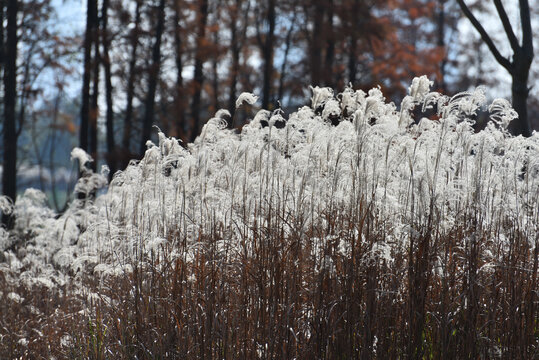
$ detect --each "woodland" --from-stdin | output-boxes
[0,0,538,358]
[0,0,537,215]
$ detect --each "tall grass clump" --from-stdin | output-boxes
[1,76,538,358]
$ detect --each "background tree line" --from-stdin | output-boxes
[0,0,537,226]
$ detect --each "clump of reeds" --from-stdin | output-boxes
[1,77,537,358]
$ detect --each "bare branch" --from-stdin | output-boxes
[493,0,519,52]
[519,0,533,58]
[456,0,512,71]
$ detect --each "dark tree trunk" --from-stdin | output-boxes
[173,0,186,140]
[310,0,324,86]
[227,1,239,123]
[0,0,4,77]
[101,0,115,177]
[509,64,532,136]
[347,37,357,86]
[140,0,166,156]
[323,0,334,88]
[211,33,219,113]
[2,0,17,228]
[189,0,209,142]
[509,0,533,136]
[80,0,96,152]
[122,0,141,167]
[347,0,359,86]
[227,0,249,124]
[211,1,221,113]
[261,0,276,110]
[89,0,100,172]
[456,0,533,136]
[277,7,296,103]
[436,0,447,93]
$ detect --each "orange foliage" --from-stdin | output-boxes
[369,0,445,100]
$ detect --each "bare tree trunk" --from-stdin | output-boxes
[211,1,221,113]
[227,1,240,123]
[189,0,209,142]
[140,0,166,156]
[277,7,297,103]
[122,0,141,167]
[323,0,334,88]
[173,0,186,140]
[211,45,219,112]
[456,0,533,136]
[89,0,100,172]
[310,0,324,86]
[101,0,116,177]
[0,0,4,78]
[510,62,532,136]
[436,0,447,93]
[2,0,17,228]
[261,0,275,110]
[347,0,359,86]
[227,0,250,124]
[80,0,96,152]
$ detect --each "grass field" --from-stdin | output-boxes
[1,78,538,358]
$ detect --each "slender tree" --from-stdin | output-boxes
[347,0,361,87]
[277,4,297,102]
[122,0,141,167]
[227,0,250,123]
[436,0,447,93]
[456,0,534,136]
[256,0,276,110]
[101,0,116,176]
[2,0,17,228]
[140,0,166,156]
[173,0,186,139]
[210,0,222,113]
[89,0,100,171]
[309,0,324,86]
[189,0,209,142]
[80,0,96,153]
[323,0,335,88]
[0,0,4,78]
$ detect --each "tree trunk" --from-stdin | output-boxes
[436,0,447,93]
[102,0,115,177]
[323,0,334,88]
[510,66,532,137]
[211,33,219,113]
[456,0,533,136]
[227,0,249,124]
[211,1,221,113]
[310,0,324,86]
[140,0,166,156]
[80,0,96,152]
[189,0,209,142]
[347,36,357,86]
[122,0,141,167]
[261,0,276,110]
[0,0,5,77]
[89,0,100,172]
[173,0,186,140]
[277,7,296,103]
[2,0,17,228]
[227,1,239,123]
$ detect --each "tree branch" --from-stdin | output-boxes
[519,0,533,58]
[493,0,519,53]
[456,0,512,71]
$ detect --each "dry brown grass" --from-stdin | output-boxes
[2,204,536,359]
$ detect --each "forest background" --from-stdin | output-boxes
[0,0,538,216]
